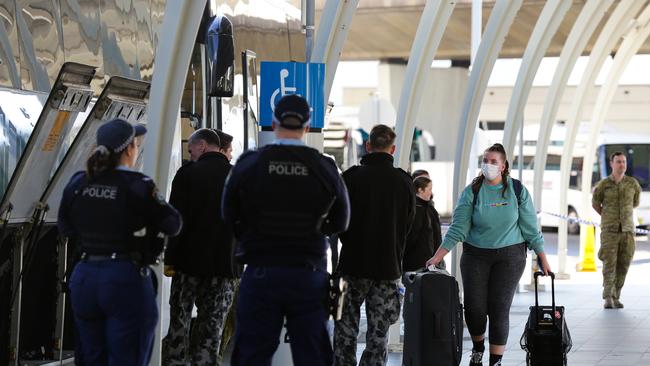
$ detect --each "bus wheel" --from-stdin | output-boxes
[568,208,580,235]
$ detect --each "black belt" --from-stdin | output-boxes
[81,252,139,262]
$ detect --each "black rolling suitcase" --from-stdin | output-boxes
[520,272,572,366]
[402,268,463,366]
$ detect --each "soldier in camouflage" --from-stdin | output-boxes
[162,129,240,365]
[163,276,237,364]
[592,151,641,309]
[334,277,401,365]
[334,125,415,366]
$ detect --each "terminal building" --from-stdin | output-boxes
[0,0,649,365]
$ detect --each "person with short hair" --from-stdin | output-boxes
[427,143,551,366]
[222,95,350,365]
[411,169,429,180]
[592,151,641,309]
[58,119,181,366]
[162,128,239,366]
[334,124,416,366]
[403,175,443,272]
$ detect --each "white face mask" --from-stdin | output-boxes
[481,163,501,181]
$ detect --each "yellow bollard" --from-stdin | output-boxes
[576,224,597,272]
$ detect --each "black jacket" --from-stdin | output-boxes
[338,152,416,280]
[222,144,350,271]
[403,196,442,272]
[164,152,240,277]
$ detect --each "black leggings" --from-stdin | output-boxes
[460,242,527,346]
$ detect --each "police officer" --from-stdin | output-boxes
[592,151,641,309]
[222,94,350,366]
[57,118,182,366]
[334,124,415,366]
[162,128,239,366]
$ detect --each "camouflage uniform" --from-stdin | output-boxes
[592,175,641,300]
[217,282,239,362]
[333,276,401,366]
[161,273,237,366]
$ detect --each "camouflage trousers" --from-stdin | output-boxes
[217,285,239,362]
[333,276,401,366]
[599,231,635,299]
[162,273,237,366]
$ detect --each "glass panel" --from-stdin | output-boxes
[0,89,46,197]
[60,0,105,93]
[16,0,65,91]
[149,0,165,56]
[0,0,21,88]
[100,0,138,80]
[134,0,153,81]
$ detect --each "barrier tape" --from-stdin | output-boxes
[540,211,650,235]
[440,212,650,235]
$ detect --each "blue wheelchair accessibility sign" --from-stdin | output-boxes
[260,62,325,129]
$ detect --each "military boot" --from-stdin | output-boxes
[613,298,624,308]
[604,297,614,309]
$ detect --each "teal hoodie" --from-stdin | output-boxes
[441,177,544,254]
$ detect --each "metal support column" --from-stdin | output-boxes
[142,1,208,365]
[452,0,523,205]
[394,0,456,169]
[502,0,572,159]
[389,0,456,350]
[311,0,359,102]
[559,0,646,262]
[580,5,650,229]
[530,0,614,278]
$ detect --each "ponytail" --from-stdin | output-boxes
[86,145,120,179]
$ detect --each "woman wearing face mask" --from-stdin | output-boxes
[426,143,551,366]
[403,176,443,272]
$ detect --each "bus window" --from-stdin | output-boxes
[569,157,583,189]
[603,144,650,191]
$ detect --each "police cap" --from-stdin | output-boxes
[97,118,147,153]
[273,94,310,129]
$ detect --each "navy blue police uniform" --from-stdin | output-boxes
[57,119,181,366]
[222,95,350,366]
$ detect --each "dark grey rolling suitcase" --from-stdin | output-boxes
[402,269,463,366]
[520,272,572,366]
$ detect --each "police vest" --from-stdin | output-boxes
[66,171,147,254]
[250,145,334,239]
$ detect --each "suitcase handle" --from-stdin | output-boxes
[403,266,446,285]
[534,271,556,317]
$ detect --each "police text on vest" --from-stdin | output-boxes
[268,161,309,176]
[82,185,118,200]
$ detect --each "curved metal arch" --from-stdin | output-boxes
[142,1,209,365]
[394,0,456,169]
[579,4,650,230]
[502,0,572,159]
[532,0,614,221]
[311,0,359,101]
[452,0,523,202]
[556,0,646,270]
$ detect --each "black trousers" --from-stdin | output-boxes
[460,242,527,346]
